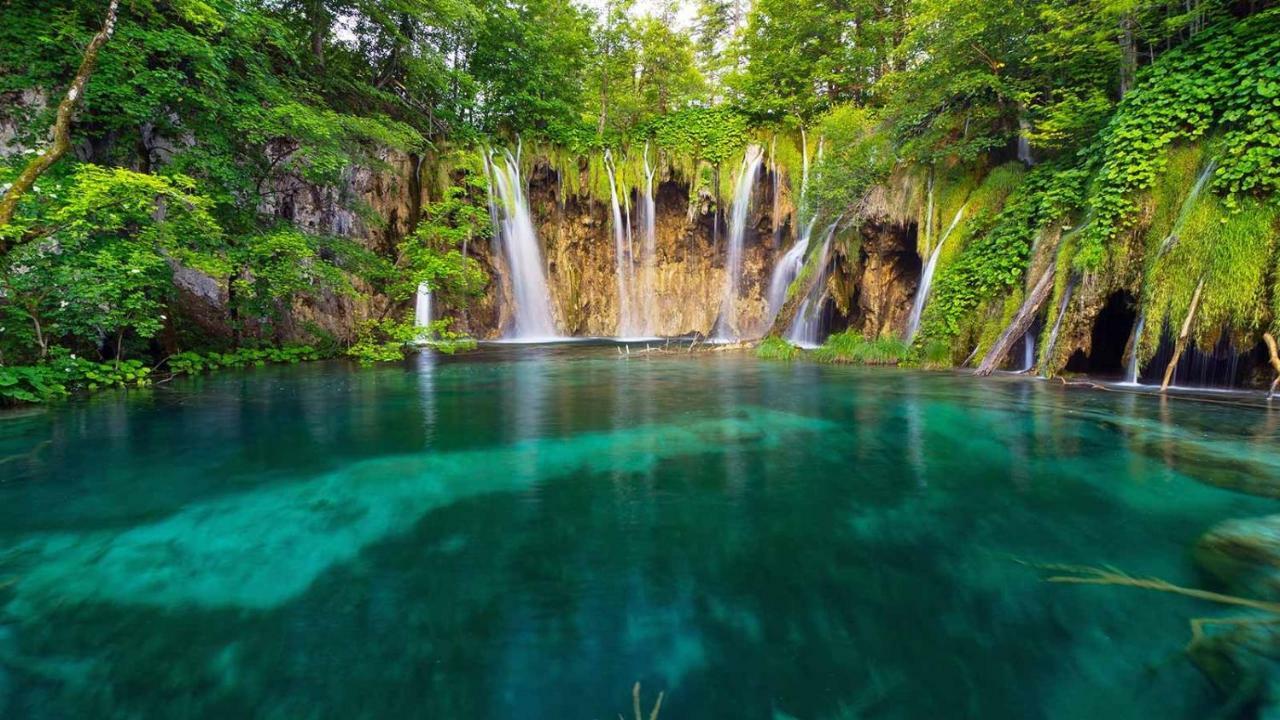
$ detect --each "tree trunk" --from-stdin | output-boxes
[0,0,121,238]
[1264,332,1280,399]
[1118,12,1136,98]
[31,315,48,360]
[1160,277,1205,391]
[309,0,327,69]
[975,263,1056,376]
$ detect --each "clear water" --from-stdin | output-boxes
[1,345,1277,719]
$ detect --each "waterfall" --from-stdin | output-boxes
[1017,117,1035,166]
[1021,329,1036,372]
[604,151,638,337]
[1124,313,1146,384]
[904,204,967,342]
[786,221,840,348]
[1039,276,1075,376]
[765,215,817,326]
[414,282,432,333]
[639,144,658,335]
[1126,159,1216,382]
[486,148,559,340]
[713,144,765,341]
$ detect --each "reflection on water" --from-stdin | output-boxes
[1,346,1278,719]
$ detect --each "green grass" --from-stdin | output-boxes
[756,336,801,361]
[811,332,910,365]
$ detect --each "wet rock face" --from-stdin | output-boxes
[478,160,782,339]
[854,220,920,339]
[1197,515,1280,601]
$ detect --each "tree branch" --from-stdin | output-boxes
[0,0,121,241]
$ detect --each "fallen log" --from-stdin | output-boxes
[1160,277,1205,392]
[975,263,1056,376]
[1264,333,1280,399]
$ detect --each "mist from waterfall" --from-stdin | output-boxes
[713,145,765,341]
[485,148,559,340]
[904,204,967,343]
[1125,159,1217,384]
[786,220,840,348]
[604,151,638,337]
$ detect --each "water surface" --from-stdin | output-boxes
[1,345,1277,718]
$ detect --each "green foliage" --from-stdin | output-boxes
[420,318,478,354]
[346,319,419,365]
[811,332,909,365]
[756,336,800,361]
[647,106,749,166]
[806,106,893,219]
[921,163,1086,340]
[0,355,151,406]
[1074,8,1280,269]
[396,168,490,307]
[167,345,323,375]
[1,165,222,362]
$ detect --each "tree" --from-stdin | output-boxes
[0,0,120,238]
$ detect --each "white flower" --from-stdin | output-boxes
[70,354,76,359]
[59,300,69,309]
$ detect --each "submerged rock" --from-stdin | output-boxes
[1197,515,1280,601]
[1192,515,1280,717]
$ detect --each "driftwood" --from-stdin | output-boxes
[1160,277,1205,391]
[1264,333,1280,399]
[0,0,121,238]
[1042,564,1280,646]
[624,682,663,720]
[975,263,1056,376]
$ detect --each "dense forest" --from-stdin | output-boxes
[1,0,1279,402]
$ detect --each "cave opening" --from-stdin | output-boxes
[1065,290,1136,377]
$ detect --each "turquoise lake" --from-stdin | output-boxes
[1,343,1278,718]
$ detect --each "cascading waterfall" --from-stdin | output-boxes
[786,220,840,348]
[604,151,639,337]
[486,147,559,340]
[414,282,432,333]
[1125,159,1216,383]
[1039,276,1076,375]
[1021,329,1036,372]
[765,215,818,326]
[904,204,967,342]
[713,144,765,341]
[639,144,658,335]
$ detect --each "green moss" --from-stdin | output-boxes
[1142,195,1280,358]
[1074,9,1280,270]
